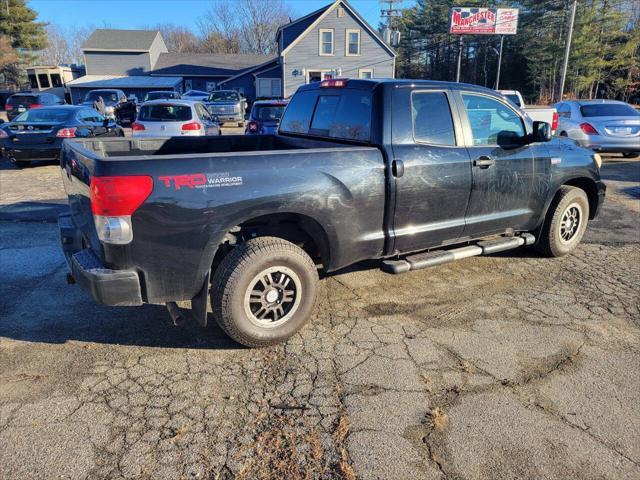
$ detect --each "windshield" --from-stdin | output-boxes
[254,104,286,122]
[13,108,72,123]
[209,91,240,102]
[505,94,522,108]
[84,91,119,103]
[184,90,207,97]
[139,104,192,122]
[144,91,176,102]
[580,103,639,117]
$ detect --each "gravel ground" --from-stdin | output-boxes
[0,148,639,479]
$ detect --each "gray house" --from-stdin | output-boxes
[66,0,395,104]
[219,0,396,98]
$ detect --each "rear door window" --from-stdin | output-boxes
[8,95,37,106]
[411,91,456,146]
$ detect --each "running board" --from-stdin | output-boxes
[381,233,535,274]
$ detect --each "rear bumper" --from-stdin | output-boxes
[574,135,640,153]
[59,214,143,306]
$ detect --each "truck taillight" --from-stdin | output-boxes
[181,121,202,131]
[580,123,598,135]
[247,121,259,133]
[90,176,153,244]
[320,78,348,88]
[551,112,558,133]
[56,127,77,138]
[131,122,145,131]
[5,103,12,110]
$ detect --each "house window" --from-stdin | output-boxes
[38,73,50,88]
[337,6,345,17]
[184,79,193,91]
[346,29,360,56]
[257,78,281,98]
[51,74,62,87]
[319,29,334,56]
[28,74,38,89]
[359,69,373,79]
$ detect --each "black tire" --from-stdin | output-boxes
[211,236,319,347]
[560,131,568,137]
[535,186,589,257]
[13,160,28,169]
[622,152,638,159]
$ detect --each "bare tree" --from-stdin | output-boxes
[153,24,199,53]
[38,24,70,66]
[198,0,293,55]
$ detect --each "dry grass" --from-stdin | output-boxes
[334,415,351,443]
[172,425,190,440]
[339,447,356,480]
[427,407,449,432]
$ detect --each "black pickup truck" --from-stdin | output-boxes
[59,79,605,347]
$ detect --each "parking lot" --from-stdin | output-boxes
[0,141,639,479]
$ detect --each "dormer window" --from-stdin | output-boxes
[346,29,360,56]
[319,29,334,56]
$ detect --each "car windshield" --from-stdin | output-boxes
[209,91,240,102]
[254,104,286,122]
[580,103,639,117]
[139,104,192,122]
[84,91,119,103]
[144,92,175,101]
[184,90,207,97]
[505,94,522,107]
[8,95,38,105]
[13,108,72,123]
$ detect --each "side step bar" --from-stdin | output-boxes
[382,233,536,274]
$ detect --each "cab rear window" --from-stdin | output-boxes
[280,89,372,142]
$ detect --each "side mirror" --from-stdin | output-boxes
[532,121,552,142]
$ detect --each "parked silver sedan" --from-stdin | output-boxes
[554,100,639,158]
[131,100,221,138]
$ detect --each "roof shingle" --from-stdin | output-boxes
[83,29,160,51]
[151,53,275,77]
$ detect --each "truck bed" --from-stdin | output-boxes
[71,134,351,159]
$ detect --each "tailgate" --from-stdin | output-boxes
[60,141,104,260]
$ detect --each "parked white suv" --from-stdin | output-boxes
[131,100,221,137]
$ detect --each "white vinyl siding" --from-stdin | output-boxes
[319,29,334,56]
[346,29,360,56]
[359,68,373,79]
[257,78,281,98]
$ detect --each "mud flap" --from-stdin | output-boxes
[190,269,211,328]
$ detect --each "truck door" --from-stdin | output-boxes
[456,91,550,237]
[390,87,473,254]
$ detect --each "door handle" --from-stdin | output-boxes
[474,156,495,168]
[392,159,404,178]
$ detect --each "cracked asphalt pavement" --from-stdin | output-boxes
[0,157,639,479]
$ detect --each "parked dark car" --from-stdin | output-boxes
[5,92,64,121]
[143,91,180,102]
[80,89,127,120]
[245,100,288,135]
[1,105,122,168]
[205,90,247,126]
[59,79,604,347]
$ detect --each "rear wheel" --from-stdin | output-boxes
[211,236,319,347]
[535,186,589,257]
[12,160,28,169]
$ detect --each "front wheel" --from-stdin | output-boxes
[211,237,319,347]
[535,186,589,257]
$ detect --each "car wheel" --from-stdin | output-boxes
[535,186,589,257]
[211,236,319,347]
[622,152,638,159]
[560,131,568,137]
[13,160,28,169]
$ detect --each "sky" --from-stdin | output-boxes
[29,0,415,33]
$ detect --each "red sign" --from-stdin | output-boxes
[450,7,519,35]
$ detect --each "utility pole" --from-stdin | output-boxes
[380,0,403,46]
[559,0,578,100]
[456,36,463,82]
[495,35,504,89]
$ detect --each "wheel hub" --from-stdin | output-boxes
[559,204,582,243]
[243,266,302,327]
